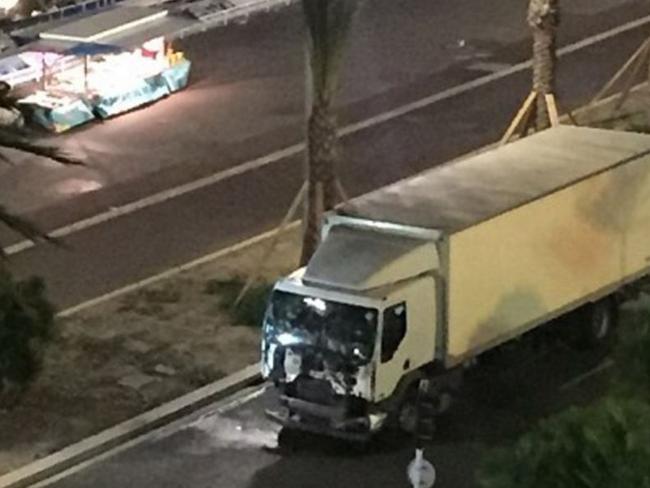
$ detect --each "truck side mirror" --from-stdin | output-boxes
[381,303,407,363]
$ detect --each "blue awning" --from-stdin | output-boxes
[64,41,124,56]
[10,38,123,56]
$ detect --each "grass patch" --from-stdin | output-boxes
[141,287,182,304]
[204,277,273,327]
[117,285,182,318]
[611,307,650,401]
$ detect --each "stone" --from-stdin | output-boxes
[153,364,177,377]
[118,373,157,390]
[124,339,154,354]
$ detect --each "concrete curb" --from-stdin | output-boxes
[0,365,261,488]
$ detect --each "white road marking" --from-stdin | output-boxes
[56,222,299,317]
[467,61,514,73]
[4,13,650,258]
[559,359,615,391]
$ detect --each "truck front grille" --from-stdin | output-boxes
[294,377,336,405]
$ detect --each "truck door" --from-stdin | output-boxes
[374,276,437,402]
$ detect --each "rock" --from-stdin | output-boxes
[153,364,177,377]
[118,373,157,390]
[124,339,154,354]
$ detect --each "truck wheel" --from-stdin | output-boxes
[396,383,446,437]
[576,298,617,349]
[277,426,301,451]
[398,397,418,434]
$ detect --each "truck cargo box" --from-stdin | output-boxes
[339,126,650,365]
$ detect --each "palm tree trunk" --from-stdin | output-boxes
[300,98,338,265]
[528,0,559,130]
[299,0,359,266]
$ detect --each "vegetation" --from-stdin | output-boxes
[204,277,273,327]
[478,309,650,487]
[1,80,81,251]
[612,310,650,401]
[0,81,80,403]
[0,270,55,404]
[478,398,650,488]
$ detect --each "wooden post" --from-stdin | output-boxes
[545,93,560,127]
[590,38,650,106]
[501,91,537,145]
[335,177,349,204]
[233,182,307,307]
[615,40,650,111]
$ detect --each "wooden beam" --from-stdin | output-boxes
[590,38,650,106]
[501,91,536,145]
[615,40,650,110]
[234,181,307,307]
[545,93,560,127]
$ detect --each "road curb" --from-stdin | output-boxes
[0,365,261,488]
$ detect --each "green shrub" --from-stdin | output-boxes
[204,277,272,327]
[0,270,55,400]
[477,398,650,488]
[612,310,650,401]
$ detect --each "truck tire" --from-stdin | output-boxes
[396,382,450,437]
[575,298,618,349]
[277,426,301,451]
[397,390,418,435]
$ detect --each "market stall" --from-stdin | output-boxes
[7,7,193,132]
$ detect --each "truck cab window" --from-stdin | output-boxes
[381,303,407,363]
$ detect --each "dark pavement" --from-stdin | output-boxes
[1,0,649,309]
[43,333,612,488]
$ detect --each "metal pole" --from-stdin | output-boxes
[407,378,436,488]
[84,55,89,93]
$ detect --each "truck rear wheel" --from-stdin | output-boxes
[575,298,618,349]
[397,390,418,434]
[277,426,302,451]
[396,380,451,437]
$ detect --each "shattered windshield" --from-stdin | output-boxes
[265,290,377,363]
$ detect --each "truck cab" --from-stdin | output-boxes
[261,216,440,439]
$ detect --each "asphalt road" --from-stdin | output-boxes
[2,0,650,309]
[41,333,612,488]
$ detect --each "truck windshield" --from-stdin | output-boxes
[265,290,377,363]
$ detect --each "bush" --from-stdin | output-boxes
[477,398,650,488]
[611,310,650,401]
[0,270,55,401]
[204,277,272,327]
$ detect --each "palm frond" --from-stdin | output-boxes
[0,205,62,258]
[0,84,83,166]
[302,0,361,101]
[0,81,16,110]
[0,129,83,165]
[0,87,78,257]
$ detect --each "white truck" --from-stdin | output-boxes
[261,126,650,440]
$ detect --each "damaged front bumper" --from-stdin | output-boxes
[265,395,387,442]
